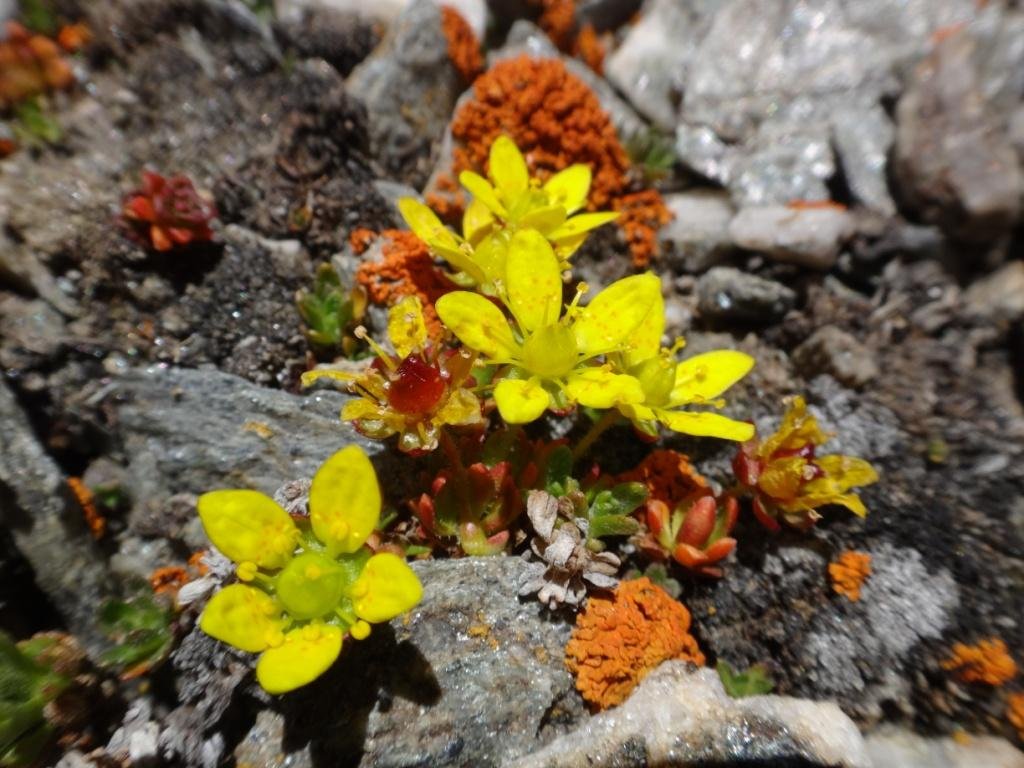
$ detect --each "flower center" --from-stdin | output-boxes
[388,355,446,415]
[521,324,579,378]
[632,356,675,406]
[275,552,346,620]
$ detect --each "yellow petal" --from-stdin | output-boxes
[301,369,357,388]
[309,445,381,554]
[341,397,385,422]
[255,624,343,694]
[543,165,591,214]
[459,171,507,217]
[434,388,483,427]
[352,553,423,623]
[197,490,297,569]
[670,350,754,405]
[435,292,519,362]
[200,584,283,653]
[505,229,563,334]
[761,396,831,457]
[494,377,551,423]
[518,205,567,234]
[387,295,428,359]
[758,456,808,499]
[573,273,662,357]
[565,368,644,408]
[657,409,755,441]
[473,231,510,285]
[488,135,529,199]
[622,290,666,369]
[552,231,589,264]
[548,211,619,241]
[397,198,459,252]
[808,455,879,493]
[462,198,495,245]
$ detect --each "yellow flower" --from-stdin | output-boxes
[397,136,617,289]
[608,290,755,441]
[197,445,423,693]
[435,229,657,424]
[302,296,482,454]
[734,396,879,530]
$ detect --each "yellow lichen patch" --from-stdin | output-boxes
[942,638,1018,686]
[828,551,871,602]
[565,578,704,710]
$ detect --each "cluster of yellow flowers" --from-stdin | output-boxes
[313,136,755,447]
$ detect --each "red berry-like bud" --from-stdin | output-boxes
[388,355,446,415]
[679,495,717,548]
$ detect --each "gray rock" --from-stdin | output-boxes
[575,0,643,32]
[506,662,872,768]
[604,0,718,130]
[894,25,1021,241]
[0,380,112,651]
[347,0,465,184]
[728,125,834,206]
[233,557,580,768]
[0,295,66,370]
[832,101,897,216]
[963,261,1024,325]
[97,365,383,505]
[793,326,879,389]
[659,191,736,273]
[674,123,734,186]
[696,266,796,324]
[865,726,1024,768]
[729,205,855,269]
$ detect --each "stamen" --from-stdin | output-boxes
[355,326,398,371]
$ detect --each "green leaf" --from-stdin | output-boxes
[588,515,640,540]
[12,99,62,148]
[589,483,647,518]
[717,660,774,698]
[98,597,173,674]
[297,263,359,353]
[19,0,58,34]
[542,446,573,497]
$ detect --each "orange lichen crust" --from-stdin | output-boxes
[440,6,483,83]
[787,199,848,211]
[942,638,1018,686]
[574,24,605,75]
[0,21,74,108]
[56,23,92,53]
[424,172,466,223]
[536,0,576,50]
[449,55,629,209]
[565,577,704,710]
[613,189,673,267]
[67,477,106,540]
[149,566,189,597]
[828,551,871,602]
[617,449,709,509]
[1007,692,1024,741]
[354,230,456,339]
[349,227,378,255]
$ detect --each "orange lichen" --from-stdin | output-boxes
[787,199,848,211]
[67,477,105,540]
[828,550,871,601]
[574,24,605,75]
[188,549,211,576]
[440,6,483,83]
[617,450,709,509]
[354,230,456,338]
[942,638,1018,686]
[1007,692,1024,741]
[565,577,704,709]
[149,566,189,597]
[425,171,466,222]
[349,227,378,255]
[56,23,92,53]
[449,55,629,209]
[613,189,673,267]
[536,0,576,51]
[0,21,74,108]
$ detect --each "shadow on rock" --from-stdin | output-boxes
[278,625,440,766]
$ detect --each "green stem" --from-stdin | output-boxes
[572,410,622,463]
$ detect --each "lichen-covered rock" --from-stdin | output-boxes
[506,662,872,768]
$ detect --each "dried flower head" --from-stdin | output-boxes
[734,396,879,530]
[304,296,482,454]
[122,171,217,252]
[519,490,621,609]
[828,551,871,601]
[941,638,1018,686]
[565,577,704,709]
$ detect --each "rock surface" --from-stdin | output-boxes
[730,205,855,269]
[793,326,880,389]
[865,727,1024,768]
[233,557,581,768]
[696,266,796,325]
[506,662,872,768]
